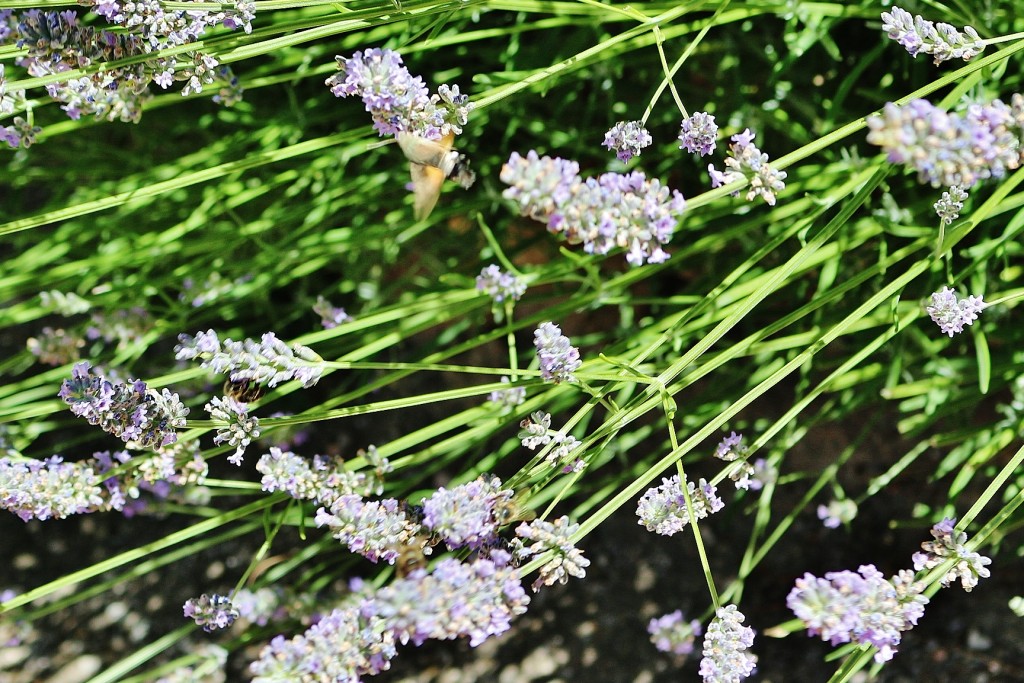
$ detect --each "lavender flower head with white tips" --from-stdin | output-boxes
[603,120,652,162]
[679,111,718,156]
[708,128,787,206]
[175,329,325,388]
[699,604,757,682]
[912,517,991,592]
[925,287,986,337]
[534,322,582,383]
[881,7,983,66]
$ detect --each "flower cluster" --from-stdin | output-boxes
[708,129,787,206]
[866,96,1024,188]
[40,290,91,316]
[59,362,189,450]
[817,498,857,528]
[205,397,260,466]
[232,586,286,627]
[518,411,585,472]
[534,322,582,383]
[511,516,590,591]
[912,517,992,592]
[487,376,526,411]
[0,456,105,521]
[364,550,529,647]
[250,604,397,682]
[476,264,527,303]
[637,474,724,536]
[649,609,702,658]
[602,120,652,162]
[787,564,928,663]
[926,286,986,337]
[421,475,516,550]
[699,605,757,682]
[714,432,747,461]
[1,4,249,139]
[881,7,984,66]
[679,112,719,157]
[183,593,239,632]
[257,448,349,503]
[315,494,422,564]
[175,330,325,388]
[325,48,472,139]
[935,185,968,224]
[501,150,686,266]
[312,295,352,329]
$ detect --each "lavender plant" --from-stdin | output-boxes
[4,1,1024,682]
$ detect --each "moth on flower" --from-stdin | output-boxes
[397,130,476,220]
[325,48,476,219]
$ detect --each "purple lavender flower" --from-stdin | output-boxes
[912,517,992,592]
[637,474,724,536]
[714,431,747,461]
[679,112,718,156]
[866,98,1023,188]
[315,494,421,564]
[534,322,581,383]
[0,456,106,521]
[708,128,787,205]
[881,7,983,66]
[256,447,326,501]
[363,550,529,647]
[602,120,652,162]
[250,604,397,682]
[501,151,685,266]
[312,295,352,329]
[183,593,239,632]
[935,185,968,224]
[205,396,260,466]
[926,286,986,336]
[511,516,590,591]
[787,564,928,663]
[649,609,702,658]
[817,498,857,528]
[59,362,189,450]
[175,329,325,388]
[518,411,584,471]
[326,48,474,138]
[699,605,757,682]
[421,475,515,549]
[476,264,527,303]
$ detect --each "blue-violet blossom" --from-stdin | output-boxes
[911,517,991,592]
[881,6,983,66]
[637,474,724,536]
[708,128,787,206]
[699,604,757,683]
[925,286,986,337]
[534,322,581,383]
[603,120,652,162]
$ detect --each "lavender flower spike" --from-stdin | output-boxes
[183,593,239,632]
[881,7,984,66]
[679,111,718,157]
[175,329,325,388]
[59,362,188,450]
[534,322,582,383]
[708,129,787,205]
[476,264,527,303]
[603,120,652,162]
[512,516,590,591]
[0,456,106,521]
[637,474,723,536]
[935,185,968,224]
[649,610,702,658]
[912,517,991,592]
[205,396,260,466]
[926,287,986,337]
[699,604,757,682]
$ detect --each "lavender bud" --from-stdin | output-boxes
[476,264,527,303]
[881,7,983,66]
[934,185,968,224]
[699,605,757,682]
[816,498,857,528]
[421,475,515,550]
[708,128,787,206]
[205,397,260,466]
